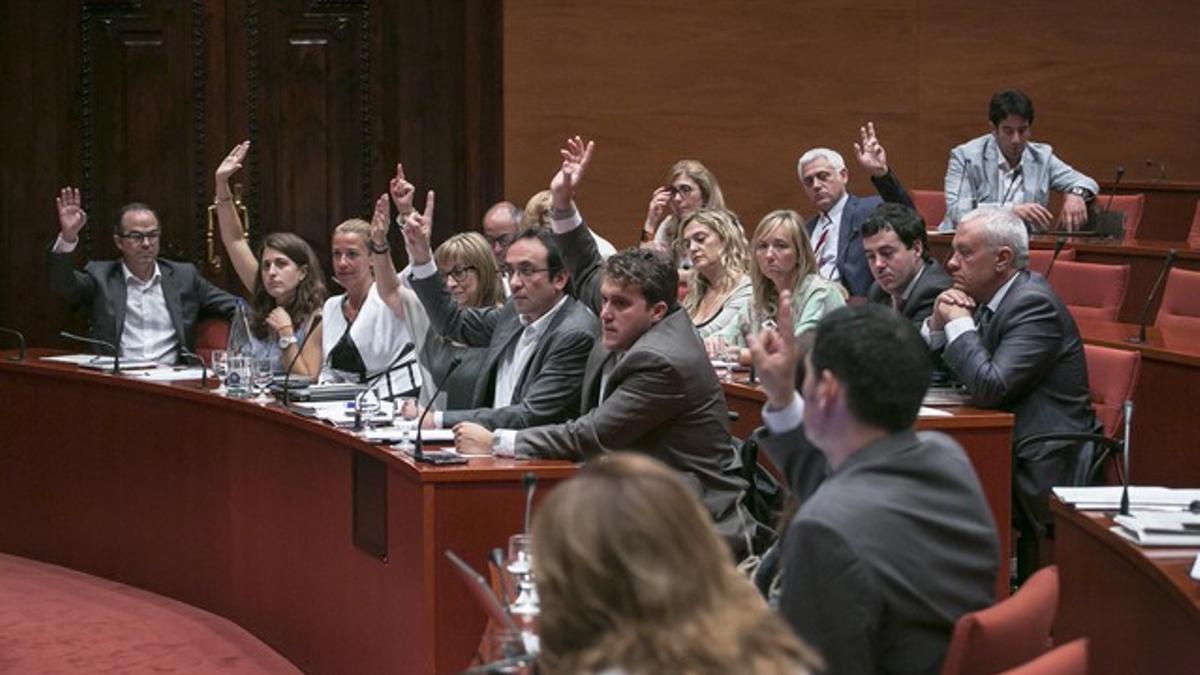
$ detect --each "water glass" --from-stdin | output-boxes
[226,355,252,398]
[211,350,229,391]
[252,358,274,400]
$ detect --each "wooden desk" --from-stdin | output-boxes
[0,351,576,674]
[1074,319,1200,488]
[722,380,1013,599]
[1051,498,1200,675]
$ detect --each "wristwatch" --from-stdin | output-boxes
[1066,186,1094,200]
[278,334,298,349]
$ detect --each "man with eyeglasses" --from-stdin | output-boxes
[401,193,597,432]
[47,187,237,364]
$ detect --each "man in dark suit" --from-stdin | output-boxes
[47,187,236,364]
[454,137,759,557]
[799,123,914,298]
[924,206,1099,574]
[401,212,597,431]
[750,300,998,675]
[863,203,953,326]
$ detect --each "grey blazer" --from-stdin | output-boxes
[772,428,999,675]
[867,258,953,327]
[940,133,1099,231]
[941,270,1100,525]
[410,269,596,430]
[47,250,237,359]
[515,221,756,555]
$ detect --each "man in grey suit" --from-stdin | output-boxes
[47,187,236,364]
[940,89,1099,232]
[925,206,1099,575]
[750,300,998,675]
[864,203,953,326]
[401,210,597,431]
[454,137,759,557]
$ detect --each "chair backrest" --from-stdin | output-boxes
[1028,247,1076,277]
[1188,201,1200,249]
[999,638,1088,675]
[913,189,947,231]
[939,565,1059,675]
[1083,344,1141,437]
[1155,266,1200,332]
[194,318,230,366]
[1107,193,1145,242]
[1046,260,1130,322]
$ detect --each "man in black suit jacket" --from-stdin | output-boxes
[799,123,914,298]
[750,301,998,675]
[863,203,953,326]
[47,187,236,363]
[924,206,1099,561]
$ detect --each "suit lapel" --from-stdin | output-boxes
[159,263,187,345]
[477,314,523,404]
[983,136,1001,201]
[108,264,128,345]
[511,298,571,394]
[837,195,859,260]
[581,346,612,410]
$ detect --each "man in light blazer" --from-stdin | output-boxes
[863,203,953,326]
[940,89,1099,232]
[47,187,236,364]
[750,301,998,675]
[453,137,760,557]
[799,123,915,298]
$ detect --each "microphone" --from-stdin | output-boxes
[0,327,26,361]
[413,356,464,464]
[1088,165,1127,238]
[522,472,538,534]
[999,165,1023,206]
[177,347,209,389]
[1044,237,1067,279]
[1119,400,1133,516]
[354,341,417,430]
[282,313,323,406]
[1145,158,1167,182]
[1102,165,1126,215]
[1128,249,1176,345]
[59,331,119,373]
[490,547,514,605]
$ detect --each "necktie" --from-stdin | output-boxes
[975,305,994,335]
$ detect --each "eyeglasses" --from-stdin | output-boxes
[485,233,515,249]
[669,183,696,197]
[116,230,161,243]
[445,265,477,281]
[499,264,550,281]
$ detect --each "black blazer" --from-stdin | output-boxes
[867,258,953,327]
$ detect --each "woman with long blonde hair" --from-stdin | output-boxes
[678,208,752,340]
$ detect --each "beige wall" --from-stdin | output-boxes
[504,0,1200,248]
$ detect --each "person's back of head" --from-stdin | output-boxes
[532,453,820,675]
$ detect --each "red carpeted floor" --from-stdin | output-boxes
[0,553,300,674]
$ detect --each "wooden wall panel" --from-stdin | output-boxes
[505,1,1200,249]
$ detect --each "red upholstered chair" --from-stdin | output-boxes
[1188,201,1200,248]
[1084,344,1141,439]
[1106,193,1145,241]
[1046,260,1130,322]
[1028,247,1075,277]
[939,566,1059,675]
[1155,267,1200,332]
[912,189,947,230]
[999,639,1088,675]
[194,318,230,366]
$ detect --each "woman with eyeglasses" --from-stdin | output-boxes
[420,232,504,408]
[677,208,753,341]
[715,209,846,365]
[215,142,328,375]
[640,159,727,256]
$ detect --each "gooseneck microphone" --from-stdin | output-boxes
[1128,249,1176,345]
[1119,400,1134,517]
[947,157,974,230]
[999,165,1024,206]
[1102,165,1126,215]
[282,313,323,406]
[177,347,209,389]
[1044,237,1068,279]
[413,356,462,462]
[353,341,417,430]
[0,327,26,361]
[522,472,538,534]
[59,331,119,373]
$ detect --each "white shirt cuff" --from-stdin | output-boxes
[433,411,444,429]
[53,234,78,253]
[921,317,947,350]
[944,316,976,346]
[550,206,582,234]
[493,429,517,457]
[411,259,438,280]
[762,393,805,435]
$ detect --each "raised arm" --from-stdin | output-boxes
[855,122,914,209]
[214,141,259,292]
[369,188,408,320]
[48,187,98,303]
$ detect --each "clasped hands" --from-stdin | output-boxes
[929,289,977,331]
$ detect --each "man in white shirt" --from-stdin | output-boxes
[47,187,236,364]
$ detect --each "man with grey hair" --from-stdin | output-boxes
[923,205,1098,578]
[798,123,915,297]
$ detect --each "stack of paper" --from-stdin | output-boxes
[1112,512,1200,547]
[1052,486,1200,511]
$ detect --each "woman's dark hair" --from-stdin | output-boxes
[249,232,328,339]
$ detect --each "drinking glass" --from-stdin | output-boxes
[252,358,274,401]
[211,350,229,392]
[506,534,539,617]
[226,355,252,398]
[477,629,532,674]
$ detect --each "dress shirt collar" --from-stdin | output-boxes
[122,261,162,288]
[821,192,850,229]
[519,293,569,337]
[898,261,928,304]
[985,270,1021,313]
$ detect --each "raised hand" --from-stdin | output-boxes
[216,141,250,188]
[852,122,889,177]
[388,163,415,218]
[748,290,799,409]
[55,186,88,243]
[370,193,391,249]
[550,135,595,210]
[401,190,435,265]
[645,186,672,228]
